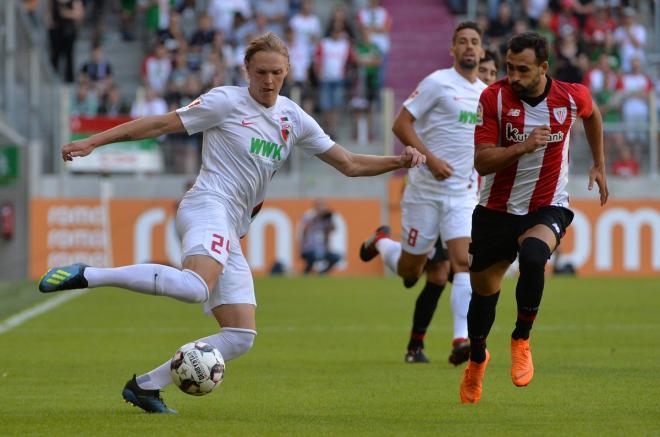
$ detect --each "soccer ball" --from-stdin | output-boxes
[170,342,225,396]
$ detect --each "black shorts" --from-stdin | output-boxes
[468,205,574,272]
[428,235,449,264]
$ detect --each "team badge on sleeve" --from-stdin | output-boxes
[476,103,483,126]
[180,97,202,112]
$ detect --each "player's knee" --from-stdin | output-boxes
[222,328,256,360]
[397,262,423,282]
[518,238,551,273]
[181,269,210,303]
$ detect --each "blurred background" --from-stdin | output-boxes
[0,0,658,279]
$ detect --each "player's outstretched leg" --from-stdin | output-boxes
[122,374,177,414]
[511,338,534,387]
[359,225,391,262]
[459,350,490,404]
[38,264,89,293]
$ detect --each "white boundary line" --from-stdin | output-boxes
[0,291,85,335]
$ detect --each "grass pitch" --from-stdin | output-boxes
[0,276,659,436]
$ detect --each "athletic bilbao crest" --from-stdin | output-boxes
[553,107,567,124]
[279,116,291,141]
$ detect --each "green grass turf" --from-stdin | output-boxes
[0,277,659,436]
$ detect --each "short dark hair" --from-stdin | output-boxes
[507,31,549,65]
[480,48,500,70]
[452,21,482,44]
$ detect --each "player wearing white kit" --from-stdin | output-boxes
[359,22,486,365]
[38,33,425,414]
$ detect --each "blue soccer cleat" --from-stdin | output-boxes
[122,375,177,414]
[38,263,89,293]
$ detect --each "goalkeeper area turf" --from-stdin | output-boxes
[0,276,658,435]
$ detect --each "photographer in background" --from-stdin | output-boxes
[300,199,341,275]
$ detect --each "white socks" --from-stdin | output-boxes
[136,328,257,390]
[375,238,401,273]
[450,272,472,340]
[84,264,209,303]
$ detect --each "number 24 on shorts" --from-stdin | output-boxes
[211,234,231,255]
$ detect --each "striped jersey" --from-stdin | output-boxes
[475,77,593,215]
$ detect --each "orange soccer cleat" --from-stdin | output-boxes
[459,350,490,404]
[510,338,534,387]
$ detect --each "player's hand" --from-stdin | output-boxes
[61,138,95,161]
[588,163,609,206]
[399,146,426,168]
[428,157,453,180]
[521,125,551,153]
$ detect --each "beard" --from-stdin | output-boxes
[510,74,542,98]
[458,56,478,70]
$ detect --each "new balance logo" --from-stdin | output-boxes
[241,120,256,126]
[507,108,521,117]
[552,223,561,234]
[250,137,283,161]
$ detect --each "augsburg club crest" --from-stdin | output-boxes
[279,116,291,141]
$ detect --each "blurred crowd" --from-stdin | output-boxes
[33,0,654,177]
[466,0,653,176]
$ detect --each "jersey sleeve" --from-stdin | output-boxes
[474,87,499,145]
[568,83,594,118]
[294,109,335,155]
[176,87,234,134]
[403,74,441,120]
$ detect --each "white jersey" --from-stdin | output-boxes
[177,86,334,234]
[403,67,486,197]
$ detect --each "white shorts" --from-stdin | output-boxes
[400,188,477,255]
[176,193,256,312]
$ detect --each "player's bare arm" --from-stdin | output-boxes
[474,125,551,175]
[581,104,609,206]
[392,107,453,179]
[317,143,425,177]
[61,111,185,161]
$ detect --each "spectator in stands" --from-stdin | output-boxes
[235,13,270,48]
[189,12,216,51]
[583,1,617,52]
[131,86,168,119]
[99,84,129,116]
[207,0,252,42]
[120,0,137,41]
[70,79,99,117]
[284,26,315,114]
[523,0,549,28]
[299,199,341,275]
[254,0,288,38]
[550,0,580,37]
[158,11,186,52]
[165,49,193,106]
[350,27,382,142]
[357,0,392,87]
[613,7,647,73]
[325,6,354,41]
[486,2,514,49]
[316,23,351,139]
[199,50,227,90]
[79,44,113,98]
[289,0,321,57]
[533,10,556,65]
[23,0,40,24]
[143,43,172,96]
[47,0,85,83]
[611,144,640,177]
[139,0,171,45]
[616,56,653,152]
[554,31,587,83]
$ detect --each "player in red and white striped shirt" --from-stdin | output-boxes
[460,32,609,404]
